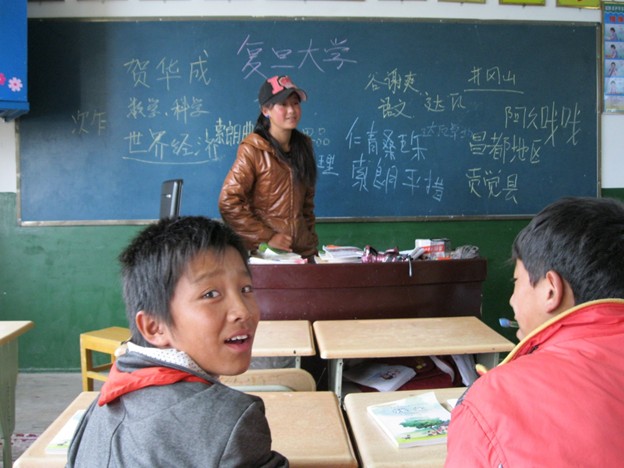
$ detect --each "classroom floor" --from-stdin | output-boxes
[13,373,92,435]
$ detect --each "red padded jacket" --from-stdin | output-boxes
[446,299,624,467]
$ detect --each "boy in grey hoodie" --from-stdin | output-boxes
[68,216,288,467]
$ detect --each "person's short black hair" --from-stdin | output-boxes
[119,216,249,346]
[512,197,624,303]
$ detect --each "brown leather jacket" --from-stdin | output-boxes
[218,133,318,257]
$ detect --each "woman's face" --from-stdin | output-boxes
[263,93,302,133]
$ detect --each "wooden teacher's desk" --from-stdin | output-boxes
[313,316,514,403]
[343,387,466,467]
[15,390,357,468]
[250,259,487,321]
[1,320,35,467]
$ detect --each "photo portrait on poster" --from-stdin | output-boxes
[604,2,624,113]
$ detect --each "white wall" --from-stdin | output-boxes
[0,121,17,192]
[1,0,622,192]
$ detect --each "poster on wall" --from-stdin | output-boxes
[604,2,624,113]
[557,0,600,8]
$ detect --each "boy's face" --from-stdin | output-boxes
[163,246,260,376]
[509,260,550,341]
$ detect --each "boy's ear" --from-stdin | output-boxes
[544,270,574,315]
[135,310,172,347]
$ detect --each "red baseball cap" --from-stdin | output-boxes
[258,75,308,107]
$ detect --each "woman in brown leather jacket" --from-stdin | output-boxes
[219,75,318,259]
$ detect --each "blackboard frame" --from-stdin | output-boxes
[18,17,601,226]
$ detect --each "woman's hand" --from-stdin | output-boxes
[268,233,293,252]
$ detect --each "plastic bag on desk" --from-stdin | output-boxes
[361,245,408,263]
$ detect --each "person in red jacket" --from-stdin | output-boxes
[219,75,318,260]
[445,197,624,467]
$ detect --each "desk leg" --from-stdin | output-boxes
[328,359,344,405]
[476,352,500,370]
[0,339,18,467]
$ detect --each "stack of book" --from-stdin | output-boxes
[249,243,308,264]
[318,245,363,263]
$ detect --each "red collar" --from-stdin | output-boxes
[98,364,211,405]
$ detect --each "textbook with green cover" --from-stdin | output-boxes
[367,391,451,448]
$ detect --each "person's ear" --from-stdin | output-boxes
[261,105,270,118]
[135,310,172,347]
[543,270,569,315]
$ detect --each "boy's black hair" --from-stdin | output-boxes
[118,216,249,346]
[512,197,624,304]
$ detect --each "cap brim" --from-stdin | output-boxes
[263,88,307,107]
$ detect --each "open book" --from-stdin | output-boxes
[367,391,451,448]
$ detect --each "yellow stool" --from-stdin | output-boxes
[80,326,131,391]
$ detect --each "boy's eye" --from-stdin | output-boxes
[203,290,220,299]
[242,285,254,294]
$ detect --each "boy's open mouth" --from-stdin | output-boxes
[225,334,250,344]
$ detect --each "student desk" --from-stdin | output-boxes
[343,387,466,467]
[1,320,35,467]
[254,320,316,367]
[313,316,514,403]
[249,391,357,467]
[14,390,357,468]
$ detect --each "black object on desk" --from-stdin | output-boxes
[159,179,183,220]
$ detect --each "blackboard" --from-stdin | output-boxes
[20,18,600,224]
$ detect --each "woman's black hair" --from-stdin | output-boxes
[254,101,317,188]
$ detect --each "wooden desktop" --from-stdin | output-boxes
[343,387,466,467]
[1,321,35,467]
[314,316,514,403]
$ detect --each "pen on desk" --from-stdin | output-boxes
[499,317,519,328]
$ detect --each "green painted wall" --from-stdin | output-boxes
[2,189,623,371]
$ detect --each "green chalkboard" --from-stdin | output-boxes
[19,18,600,224]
